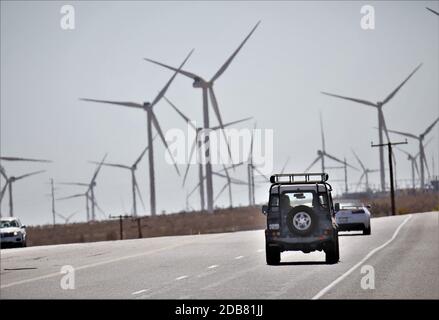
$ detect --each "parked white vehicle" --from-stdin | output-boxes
[335,203,371,235]
[0,217,27,247]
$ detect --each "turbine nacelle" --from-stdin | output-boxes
[192,77,209,88]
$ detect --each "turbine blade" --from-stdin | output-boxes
[321,92,377,107]
[210,21,261,83]
[324,152,358,170]
[356,172,365,190]
[379,108,391,143]
[214,183,229,202]
[210,116,253,131]
[426,7,439,15]
[422,117,439,137]
[351,149,366,171]
[0,182,9,202]
[188,180,202,198]
[143,58,199,81]
[59,182,89,187]
[220,161,245,172]
[56,212,66,220]
[0,166,8,180]
[134,176,146,212]
[164,96,196,130]
[280,156,290,174]
[382,63,422,105]
[150,49,194,108]
[229,177,249,185]
[0,157,51,163]
[253,166,270,181]
[414,159,420,177]
[150,111,180,176]
[385,128,418,140]
[79,99,143,109]
[57,193,84,200]
[208,88,233,162]
[89,161,130,170]
[423,154,431,178]
[90,154,108,185]
[182,136,197,186]
[15,170,45,181]
[395,146,411,158]
[320,112,326,152]
[305,155,321,172]
[67,211,79,220]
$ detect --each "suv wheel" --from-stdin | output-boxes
[266,244,281,265]
[286,205,316,236]
[325,234,339,264]
[363,225,371,235]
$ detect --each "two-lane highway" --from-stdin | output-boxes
[1,211,437,299]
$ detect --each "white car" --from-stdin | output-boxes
[0,217,27,247]
[335,203,371,235]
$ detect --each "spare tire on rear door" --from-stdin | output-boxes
[286,205,316,236]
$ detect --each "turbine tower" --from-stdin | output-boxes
[321,63,422,191]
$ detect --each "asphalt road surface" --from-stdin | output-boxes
[1,211,438,299]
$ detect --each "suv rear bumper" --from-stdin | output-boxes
[266,233,334,252]
[337,223,366,231]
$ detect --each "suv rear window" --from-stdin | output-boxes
[270,191,329,210]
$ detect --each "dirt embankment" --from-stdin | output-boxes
[25,206,266,247]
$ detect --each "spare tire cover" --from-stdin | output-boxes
[287,205,316,236]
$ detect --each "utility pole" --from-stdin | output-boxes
[372,140,407,216]
[50,178,56,226]
[109,214,131,240]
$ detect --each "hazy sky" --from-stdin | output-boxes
[1,1,438,225]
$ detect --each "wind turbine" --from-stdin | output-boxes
[56,211,79,224]
[351,150,379,192]
[387,117,438,189]
[321,63,422,191]
[305,116,358,192]
[86,154,108,220]
[81,50,193,216]
[426,7,439,15]
[59,154,107,221]
[164,97,251,210]
[89,142,155,217]
[145,22,261,213]
[57,191,91,221]
[395,137,434,189]
[0,167,45,217]
[215,162,247,208]
[187,169,247,209]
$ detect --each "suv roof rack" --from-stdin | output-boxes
[270,173,329,184]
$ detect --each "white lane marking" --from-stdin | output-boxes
[312,215,412,300]
[132,289,149,295]
[1,241,193,289]
[235,255,244,260]
[207,264,218,269]
[176,275,188,280]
